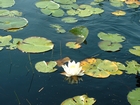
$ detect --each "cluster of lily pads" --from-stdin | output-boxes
[0,0,28,32]
[0,35,54,53]
[98,32,126,52]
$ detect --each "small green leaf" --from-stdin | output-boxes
[66,42,81,49]
[61,94,96,105]
[61,17,78,23]
[129,46,140,56]
[35,61,57,73]
[127,88,140,105]
[0,0,15,8]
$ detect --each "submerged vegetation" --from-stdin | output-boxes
[0,0,140,104]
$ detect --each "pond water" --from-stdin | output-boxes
[0,0,140,105]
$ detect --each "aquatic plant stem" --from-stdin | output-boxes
[28,53,34,73]
[14,91,20,105]
[28,73,34,92]
[60,41,62,58]
[9,51,13,73]
[26,99,31,105]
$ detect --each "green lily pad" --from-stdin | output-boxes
[41,8,64,17]
[124,60,140,74]
[17,37,54,53]
[7,38,23,50]
[0,35,12,46]
[127,4,139,8]
[127,88,140,105]
[98,41,122,52]
[0,9,10,16]
[129,46,140,56]
[61,3,79,9]
[98,32,125,42]
[35,1,60,9]
[92,8,104,14]
[69,26,89,43]
[35,61,57,73]
[61,17,78,23]
[61,94,96,105]
[110,0,124,7]
[66,42,81,49]
[67,9,77,16]
[0,0,15,8]
[54,0,75,4]
[0,17,28,30]
[50,24,66,33]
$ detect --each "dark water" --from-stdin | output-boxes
[0,0,140,105]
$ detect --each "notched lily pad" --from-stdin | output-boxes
[0,35,12,46]
[0,0,15,8]
[61,17,78,23]
[0,16,28,30]
[35,61,57,73]
[61,94,96,105]
[66,42,81,49]
[17,37,54,53]
[98,32,125,42]
[124,60,140,74]
[129,46,140,56]
[127,88,140,105]
[69,26,89,43]
[98,41,122,52]
[112,10,126,16]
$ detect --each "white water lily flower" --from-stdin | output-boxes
[61,60,84,77]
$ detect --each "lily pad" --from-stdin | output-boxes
[0,35,12,46]
[0,0,15,8]
[61,17,78,23]
[69,26,89,43]
[35,61,57,73]
[50,24,66,33]
[0,9,9,16]
[54,0,75,4]
[0,17,28,30]
[129,46,140,56]
[66,42,81,49]
[35,1,60,9]
[92,8,104,14]
[127,88,140,105]
[110,0,124,7]
[124,60,140,74]
[61,4,79,9]
[61,94,96,105]
[98,41,122,52]
[17,37,54,53]
[98,32,125,42]
[41,8,64,17]
[112,10,126,16]
[67,9,77,16]
[127,4,139,8]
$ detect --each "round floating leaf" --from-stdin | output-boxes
[112,10,126,16]
[98,60,118,72]
[127,4,139,8]
[98,32,125,42]
[54,0,75,4]
[41,8,52,15]
[50,24,66,33]
[61,17,78,23]
[51,9,65,17]
[124,60,140,74]
[129,46,140,56]
[66,42,81,49]
[0,0,15,8]
[61,4,78,9]
[0,17,28,30]
[127,88,140,105]
[110,0,124,7]
[17,37,54,53]
[0,9,10,16]
[98,41,122,52]
[69,26,89,43]
[8,38,23,50]
[35,1,48,8]
[35,61,57,73]
[61,94,96,105]
[0,35,12,46]
[78,9,93,17]
[92,8,104,14]
[67,9,77,16]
